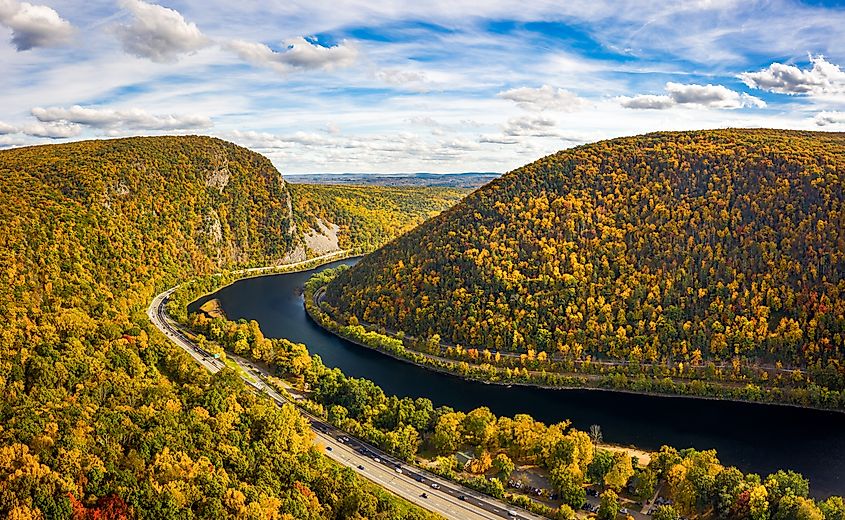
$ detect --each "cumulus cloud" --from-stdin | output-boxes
[227,37,357,74]
[620,82,766,110]
[618,94,675,110]
[0,121,17,134]
[0,0,73,50]
[32,105,212,131]
[813,111,845,126]
[503,115,559,137]
[117,0,208,62]
[740,56,845,98]
[497,85,588,111]
[21,121,81,138]
[0,119,80,138]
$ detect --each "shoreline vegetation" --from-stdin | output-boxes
[306,266,845,414]
[177,256,845,520]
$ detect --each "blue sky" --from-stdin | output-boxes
[0,0,844,173]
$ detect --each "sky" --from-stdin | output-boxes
[0,0,844,173]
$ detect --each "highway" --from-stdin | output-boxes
[147,264,544,520]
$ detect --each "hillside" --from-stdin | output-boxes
[289,183,468,254]
[0,137,431,518]
[323,129,845,398]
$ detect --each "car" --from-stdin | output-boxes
[508,511,517,517]
[431,483,439,489]
[357,465,365,470]
[395,467,402,474]
[620,508,629,515]
[420,493,428,499]
[373,457,381,463]
[325,446,332,451]
[458,495,466,501]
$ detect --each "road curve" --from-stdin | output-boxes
[147,257,543,520]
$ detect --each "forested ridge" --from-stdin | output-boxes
[0,137,433,519]
[289,183,467,253]
[324,129,845,396]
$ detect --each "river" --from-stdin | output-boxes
[189,258,845,498]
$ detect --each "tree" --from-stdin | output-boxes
[604,452,635,491]
[748,484,770,520]
[819,496,845,520]
[463,407,497,448]
[775,495,823,520]
[713,467,747,519]
[587,449,614,486]
[765,470,809,507]
[634,468,658,502]
[492,453,515,479]
[652,505,680,520]
[554,504,577,520]
[550,463,586,509]
[590,424,603,445]
[598,490,620,520]
[431,412,464,454]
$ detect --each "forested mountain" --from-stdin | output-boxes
[324,129,845,392]
[0,137,431,518]
[289,183,467,254]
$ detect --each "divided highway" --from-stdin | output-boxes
[147,260,544,520]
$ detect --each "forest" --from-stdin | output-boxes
[323,129,845,403]
[186,269,845,520]
[0,137,436,519]
[289,183,467,253]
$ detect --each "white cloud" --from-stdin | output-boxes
[0,0,73,50]
[227,36,357,74]
[740,56,845,98]
[31,105,212,130]
[497,85,588,111]
[620,82,765,110]
[377,69,428,85]
[813,111,845,127]
[21,121,81,138]
[503,115,559,137]
[479,134,520,145]
[118,0,208,62]
[0,120,17,134]
[618,94,675,110]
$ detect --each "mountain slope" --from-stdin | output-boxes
[0,137,430,518]
[324,129,845,392]
[289,183,468,255]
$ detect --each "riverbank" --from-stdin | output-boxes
[306,271,845,414]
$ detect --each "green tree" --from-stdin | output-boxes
[588,449,614,486]
[598,489,620,520]
[550,463,586,509]
[775,495,823,520]
[819,496,845,520]
[652,505,680,520]
[492,453,515,479]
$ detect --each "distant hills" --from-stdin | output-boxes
[286,172,500,188]
[324,129,845,396]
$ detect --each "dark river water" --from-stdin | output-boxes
[189,258,845,498]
